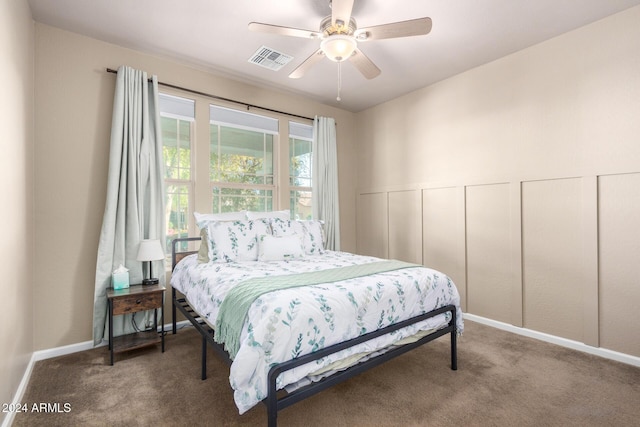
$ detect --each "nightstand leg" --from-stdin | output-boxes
[109,300,114,365]
[154,308,158,341]
[161,293,165,352]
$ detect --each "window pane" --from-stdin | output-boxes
[210,124,218,181]
[289,137,312,187]
[209,106,276,215]
[264,136,273,176]
[290,190,312,220]
[162,116,191,180]
[213,187,273,213]
[210,125,274,184]
[165,184,190,253]
[160,93,194,258]
[288,121,313,219]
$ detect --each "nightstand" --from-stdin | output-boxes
[106,284,165,365]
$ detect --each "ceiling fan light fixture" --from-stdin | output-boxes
[321,35,357,62]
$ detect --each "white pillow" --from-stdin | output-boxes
[206,219,270,262]
[194,211,247,228]
[270,218,325,255]
[257,234,304,261]
[246,210,291,221]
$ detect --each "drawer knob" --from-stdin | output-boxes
[136,299,142,304]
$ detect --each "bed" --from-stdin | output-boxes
[170,216,463,427]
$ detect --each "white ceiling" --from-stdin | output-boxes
[27,0,640,112]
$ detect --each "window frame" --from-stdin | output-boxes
[209,113,278,213]
[288,121,314,220]
[159,95,196,255]
[159,91,315,253]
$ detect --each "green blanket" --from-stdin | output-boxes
[214,260,421,359]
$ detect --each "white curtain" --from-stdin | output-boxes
[312,116,341,251]
[93,66,166,345]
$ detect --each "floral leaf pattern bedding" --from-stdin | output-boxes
[170,251,463,414]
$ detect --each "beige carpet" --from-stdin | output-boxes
[13,320,640,426]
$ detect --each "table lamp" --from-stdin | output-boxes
[136,239,164,286]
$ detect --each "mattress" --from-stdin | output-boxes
[170,250,463,414]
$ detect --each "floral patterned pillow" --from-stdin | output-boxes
[206,219,270,262]
[194,211,247,263]
[270,218,325,255]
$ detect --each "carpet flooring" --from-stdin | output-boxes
[13,320,640,426]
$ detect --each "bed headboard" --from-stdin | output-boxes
[171,237,202,271]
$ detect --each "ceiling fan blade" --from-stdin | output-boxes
[331,0,354,26]
[354,17,432,41]
[248,22,321,39]
[349,48,381,79]
[289,49,325,79]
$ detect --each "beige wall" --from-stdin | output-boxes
[355,6,640,358]
[33,24,357,350]
[9,3,639,400]
[0,0,35,420]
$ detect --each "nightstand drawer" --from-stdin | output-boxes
[112,291,163,315]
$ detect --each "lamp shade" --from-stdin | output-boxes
[136,239,165,262]
[321,35,357,62]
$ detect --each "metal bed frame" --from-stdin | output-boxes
[171,237,458,427]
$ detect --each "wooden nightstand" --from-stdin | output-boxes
[107,284,165,365]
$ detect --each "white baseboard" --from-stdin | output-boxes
[31,319,192,361]
[1,320,192,427]
[1,352,36,427]
[464,313,640,367]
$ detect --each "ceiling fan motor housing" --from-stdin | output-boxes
[320,16,357,36]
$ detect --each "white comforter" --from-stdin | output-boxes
[170,251,463,414]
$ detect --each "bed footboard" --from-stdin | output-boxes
[170,237,458,427]
[265,304,457,427]
[174,288,456,426]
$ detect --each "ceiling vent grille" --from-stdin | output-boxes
[248,46,293,71]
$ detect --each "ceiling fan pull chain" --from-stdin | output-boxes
[337,61,342,102]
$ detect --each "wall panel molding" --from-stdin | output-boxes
[422,186,467,310]
[522,178,584,341]
[581,176,599,347]
[388,190,422,263]
[456,186,467,311]
[357,171,640,358]
[598,173,640,356]
[509,182,523,327]
[356,192,388,258]
[465,183,512,323]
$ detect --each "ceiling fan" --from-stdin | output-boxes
[248,0,432,80]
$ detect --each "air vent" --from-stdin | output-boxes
[248,46,293,71]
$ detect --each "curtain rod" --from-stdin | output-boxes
[106,68,314,122]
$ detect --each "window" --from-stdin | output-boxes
[159,94,315,256]
[289,121,313,220]
[160,94,194,253]
[210,106,277,213]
